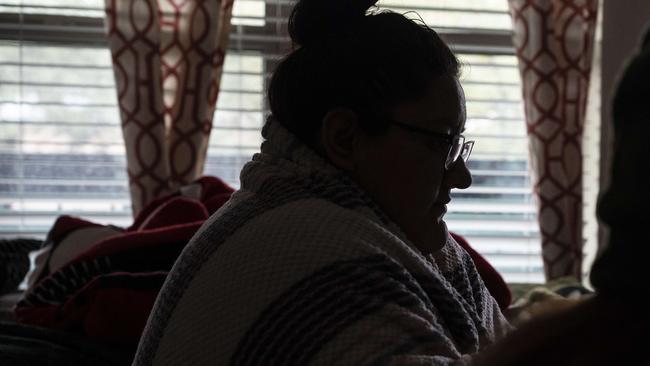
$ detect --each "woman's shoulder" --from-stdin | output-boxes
[144,197,442,365]
[210,196,414,264]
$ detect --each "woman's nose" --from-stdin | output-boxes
[445,158,472,189]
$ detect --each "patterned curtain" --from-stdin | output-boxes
[508,0,598,280]
[104,0,234,215]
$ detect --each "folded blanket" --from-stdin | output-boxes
[0,238,41,295]
[14,176,235,346]
[134,119,511,365]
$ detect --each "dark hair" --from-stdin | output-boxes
[267,0,460,146]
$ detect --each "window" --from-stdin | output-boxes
[0,0,268,232]
[0,0,543,283]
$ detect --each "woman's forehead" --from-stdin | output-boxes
[390,76,466,133]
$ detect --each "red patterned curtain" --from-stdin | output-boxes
[508,0,598,280]
[104,0,233,215]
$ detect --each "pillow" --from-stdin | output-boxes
[0,238,41,295]
[26,216,123,290]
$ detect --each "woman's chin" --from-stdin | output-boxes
[433,220,449,240]
[422,220,448,254]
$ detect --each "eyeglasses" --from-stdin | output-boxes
[388,120,475,170]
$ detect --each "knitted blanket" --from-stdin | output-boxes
[134,119,510,365]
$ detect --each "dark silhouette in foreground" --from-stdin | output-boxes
[474,30,650,366]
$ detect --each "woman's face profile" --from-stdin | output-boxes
[351,76,472,252]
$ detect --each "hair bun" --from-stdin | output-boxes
[289,0,379,46]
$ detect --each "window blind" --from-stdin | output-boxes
[0,0,543,283]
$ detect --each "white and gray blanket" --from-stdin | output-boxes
[133,119,510,366]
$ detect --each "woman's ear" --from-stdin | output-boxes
[319,108,360,171]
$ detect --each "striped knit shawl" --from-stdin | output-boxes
[134,119,510,366]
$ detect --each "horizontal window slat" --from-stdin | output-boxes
[449,201,535,214]
[463,236,541,253]
[1,81,264,94]
[0,208,131,216]
[0,177,127,185]
[0,1,265,24]
[1,100,115,107]
[0,192,128,199]
[454,186,532,195]
[500,274,545,283]
[469,169,528,177]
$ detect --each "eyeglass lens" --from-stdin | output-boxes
[445,136,464,169]
[460,141,474,161]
